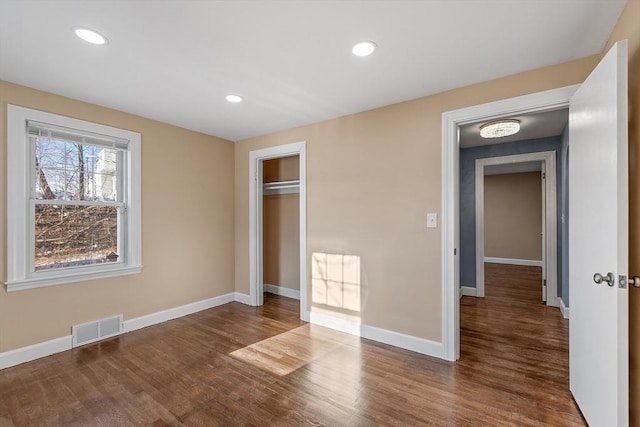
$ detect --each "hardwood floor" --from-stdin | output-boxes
[0,265,585,426]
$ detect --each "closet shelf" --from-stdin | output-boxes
[264,179,300,195]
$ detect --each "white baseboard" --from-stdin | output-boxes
[123,292,236,333]
[1,291,446,370]
[459,286,477,298]
[264,283,300,300]
[1,292,246,371]
[484,257,543,267]
[558,297,570,319]
[308,311,444,359]
[0,335,72,370]
[234,292,252,305]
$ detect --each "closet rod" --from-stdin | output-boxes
[263,179,300,195]
[263,180,299,190]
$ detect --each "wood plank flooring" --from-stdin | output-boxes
[0,264,585,426]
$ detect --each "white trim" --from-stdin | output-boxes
[484,257,543,267]
[6,105,142,291]
[441,104,460,361]
[309,311,444,358]
[249,142,307,322]
[1,293,240,370]
[6,266,142,292]
[558,297,570,319]
[0,292,442,371]
[460,286,477,298]
[264,284,301,300]
[123,293,236,333]
[475,151,557,305]
[234,292,252,305]
[441,84,579,361]
[0,336,73,370]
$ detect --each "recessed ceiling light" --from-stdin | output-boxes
[225,95,243,103]
[352,41,376,57]
[73,27,107,45]
[480,120,521,138]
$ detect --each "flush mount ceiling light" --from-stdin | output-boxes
[225,94,243,103]
[352,41,377,57]
[73,27,108,45]
[479,119,521,138]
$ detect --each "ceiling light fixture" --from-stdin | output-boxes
[352,41,376,57]
[225,94,243,103]
[73,27,108,45]
[480,119,521,138]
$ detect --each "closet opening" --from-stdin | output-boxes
[262,155,301,302]
[248,141,307,321]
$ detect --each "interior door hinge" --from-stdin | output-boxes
[542,172,546,179]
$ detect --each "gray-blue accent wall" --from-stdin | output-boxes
[459,135,569,306]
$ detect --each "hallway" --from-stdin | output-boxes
[459,262,584,425]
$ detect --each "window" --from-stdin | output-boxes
[6,105,142,291]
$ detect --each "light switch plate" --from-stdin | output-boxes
[427,213,437,228]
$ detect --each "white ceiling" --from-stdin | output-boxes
[459,108,569,148]
[0,1,627,142]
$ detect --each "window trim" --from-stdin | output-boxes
[6,105,142,292]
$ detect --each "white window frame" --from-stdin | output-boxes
[6,105,142,291]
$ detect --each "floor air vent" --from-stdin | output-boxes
[72,314,123,347]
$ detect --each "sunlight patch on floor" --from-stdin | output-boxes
[229,324,359,376]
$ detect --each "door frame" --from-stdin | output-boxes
[474,151,557,307]
[249,141,307,321]
[441,84,579,361]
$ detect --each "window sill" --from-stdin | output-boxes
[4,265,143,292]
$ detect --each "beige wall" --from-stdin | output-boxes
[484,172,542,261]
[263,156,300,290]
[0,81,235,352]
[605,0,640,423]
[235,54,599,341]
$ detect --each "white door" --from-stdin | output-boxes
[569,40,628,426]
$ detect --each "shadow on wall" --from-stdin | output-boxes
[311,252,367,323]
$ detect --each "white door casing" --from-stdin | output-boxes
[249,141,308,321]
[441,84,579,361]
[474,152,557,305]
[569,40,628,426]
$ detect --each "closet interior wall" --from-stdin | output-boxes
[263,155,300,294]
